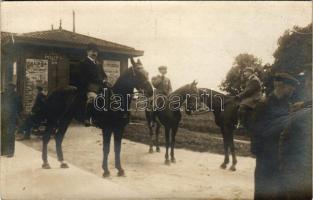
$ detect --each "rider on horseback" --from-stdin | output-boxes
[79,43,109,126]
[149,66,172,127]
[236,67,262,129]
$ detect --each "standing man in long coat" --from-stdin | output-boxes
[249,72,299,200]
[1,83,22,157]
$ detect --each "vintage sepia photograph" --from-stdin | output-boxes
[0,1,312,199]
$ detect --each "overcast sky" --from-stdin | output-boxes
[1,1,311,91]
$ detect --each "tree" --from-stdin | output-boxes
[271,23,312,100]
[220,53,263,95]
[272,23,312,75]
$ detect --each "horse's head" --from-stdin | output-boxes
[172,80,199,115]
[185,80,199,114]
[128,58,153,97]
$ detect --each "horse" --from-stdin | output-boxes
[40,59,153,175]
[145,108,162,153]
[198,88,239,171]
[91,59,153,177]
[151,81,199,165]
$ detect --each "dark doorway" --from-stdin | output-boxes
[69,60,81,88]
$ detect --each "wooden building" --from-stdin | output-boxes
[1,26,143,113]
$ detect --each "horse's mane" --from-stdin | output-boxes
[170,83,193,96]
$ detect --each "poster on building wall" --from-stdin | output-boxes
[102,60,120,85]
[24,59,48,113]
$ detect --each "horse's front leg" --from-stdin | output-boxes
[155,123,161,152]
[164,127,170,165]
[42,125,54,169]
[147,121,154,153]
[113,128,125,177]
[220,128,230,169]
[55,118,71,169]
[102,128,112,178]
[170,126,178,163]
[229,130,237,171]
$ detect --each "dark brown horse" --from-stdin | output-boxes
[145,110,162,153]
[198,88,239,171]
[40,60,153,174]
[150,81,199,165]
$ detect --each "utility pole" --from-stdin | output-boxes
[73,10,76,33]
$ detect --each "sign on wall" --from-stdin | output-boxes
[103,60,120,85]
[24,59,48,113]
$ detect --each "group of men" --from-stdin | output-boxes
[239,67,311,199]
[1,42,311,199]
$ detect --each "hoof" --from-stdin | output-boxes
[156,147,160,152]
[117,169,125,177]
[229,165,236,171]
[60,163,69,168]
[149,148,153,153]
[171,158,176,163]
[164,160,171,165]
[220,163,227,169]
[42,163,51,169]
[103,170,110,178]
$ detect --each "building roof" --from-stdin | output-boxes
[1,29,143,56]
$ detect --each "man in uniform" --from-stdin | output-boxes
[79,43,108,126]
[150,66,172,126]
[17,86,47,140]
[1,83,22,157]
[236,67,262,129]
[152,66,172,96]
[249,72,299,200]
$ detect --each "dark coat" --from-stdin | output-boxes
[32,92,47,115]
[238,74,262,108]
[249,93,291,199]
[79,57,107,94]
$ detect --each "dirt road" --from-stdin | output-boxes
[23,123,255,199]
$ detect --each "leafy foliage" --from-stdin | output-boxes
[272,23,312,75]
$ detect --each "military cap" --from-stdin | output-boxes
[243,67,254,73]
[36,86,43,91]
[274,72,300,86]
[158,66,167,70]
[86,43,98,51]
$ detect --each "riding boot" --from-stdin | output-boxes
[150,112,156,127]
[84,102,93,127]
[236,105,248,130]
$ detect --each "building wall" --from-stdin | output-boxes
[15,45,70,113]
[13,44,131,113]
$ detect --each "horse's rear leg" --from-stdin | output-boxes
[220,128,230,169]
[164,127,170,165]
[155,124,161,152]
[113,128,125,177]
[42,125,54,169]
[229,131,237,171]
